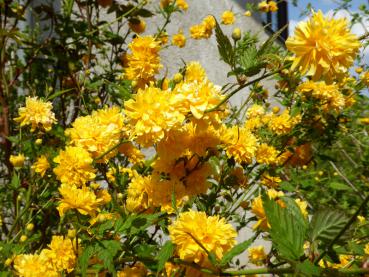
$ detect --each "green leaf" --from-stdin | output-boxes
[96,240,122,273]
[78,245,96,277]
[258,25,287,56]
[263,195,306,260]
[208,156,221,176]
[308,209,349,244]
[215,20,234,66]
[281,196,308,228]
[220,236,255,266]
[63,0,74,17]
[157,241,175,272]
[329,182,351,191]
[10,173,20,190]
[295,260,322,276]
[208,251,219,266]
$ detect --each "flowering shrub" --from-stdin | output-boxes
[1,0,369,276]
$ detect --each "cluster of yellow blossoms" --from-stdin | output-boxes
[13,236,76,276]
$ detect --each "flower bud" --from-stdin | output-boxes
[272,106,280,114]
[232,28,242,41]
[173,73,183,83]
[117,193,124,200]
[10,154,25,168]
[26,223,34,231]
[68,229,76,239]
[5,258,12,267]
[244,11,252,17]
[20,235,27,242]
[35,138,42,145]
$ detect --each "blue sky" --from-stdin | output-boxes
[289,0,366,21]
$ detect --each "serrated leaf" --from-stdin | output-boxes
[281,196,308,228]
[263,195,306,260]
[308,210,349,244]
[157,241,175,272]
[215,20,234,66]
[295,260,322,276]
[220,236,255,266]
[78,245,96,277]
[10,173,20,190]
[96,240,121,273]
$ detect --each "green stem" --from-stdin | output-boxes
[93,139,129,161]
[205,65,289,113]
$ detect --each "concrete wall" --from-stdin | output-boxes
[148,0,277,108]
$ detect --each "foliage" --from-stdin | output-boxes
[0,0,369,276]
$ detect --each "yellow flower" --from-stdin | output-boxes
[172,30,186,48]
[172,80,225,121]
[268,1,278,12]
[267,110,301,135]
[14,253,58,277]
[184,61,207,83]
[53,146,96,187]
[183,122,221,157]
[359,118,369,125]
[251,190,285,230]
[295,199,308,218]
[31,155,50,177]
[246,104,265,118]
[126,175,153,212]
[124,86,185,147]
[124,36,162,88]
[286,10,361,82]
[118,142,145,164]
[357,215,366,224]
[244,10,252,17]
[223,126,258,164]
[297,81,345,112]
[258,1,269,12]
[126,173,188,214]
[57,184,104,217]
[43,236,76,273]
[117,262,147,277]
[248,246,267,265]
[10,154,25,168]
[221,10,235,25]
[365,243,369,255]
[361,71,369,86]
[319,255,352,268]
[66,106,125,162]
[256,143,279,165]
[168,210,237,265]
[176,0,188,11]
[260,173,281,188]
[190,15,216,39]
[14,97,56,132]
[128,18,146,34]
[251,195,268,230]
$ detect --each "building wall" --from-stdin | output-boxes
[146,0,277,108]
